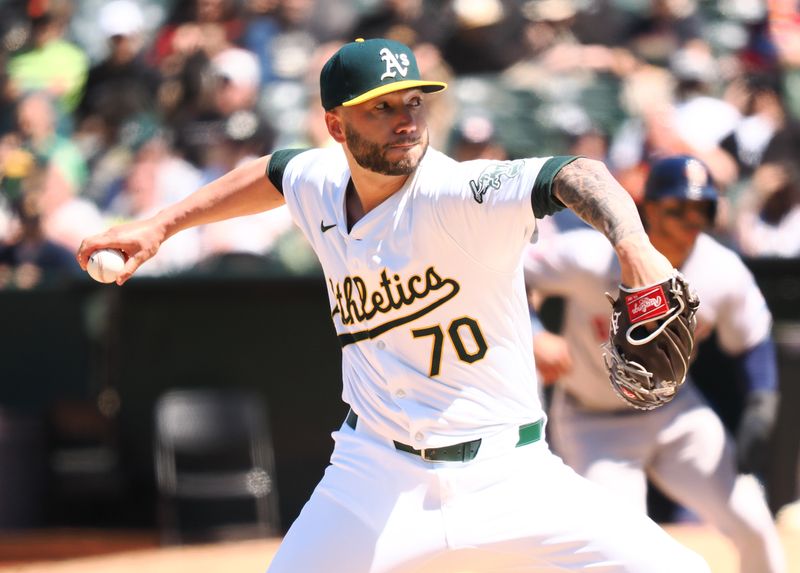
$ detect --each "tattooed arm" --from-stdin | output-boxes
[553,158,674,288]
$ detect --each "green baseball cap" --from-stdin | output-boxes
[320,38,447,110]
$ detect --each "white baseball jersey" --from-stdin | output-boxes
[524,228,773,411]
[265,148,713,573]
[276,146,547,448]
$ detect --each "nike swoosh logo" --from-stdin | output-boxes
[320,221,337,233]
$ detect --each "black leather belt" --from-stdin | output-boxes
[344,410,542,463]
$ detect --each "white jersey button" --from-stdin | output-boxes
[395,389,406,398]
[414,432,424,442]
[376,341,386,350]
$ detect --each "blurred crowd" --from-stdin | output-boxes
[0,0,799,289]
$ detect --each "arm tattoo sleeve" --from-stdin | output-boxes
[552,158,646,246]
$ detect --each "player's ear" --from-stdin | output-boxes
[325,110,346,144]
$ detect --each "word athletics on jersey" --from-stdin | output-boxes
[330,266,460,342]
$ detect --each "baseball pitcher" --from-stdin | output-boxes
[77,39,710,572]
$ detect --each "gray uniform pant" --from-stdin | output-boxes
[549,383,786,573]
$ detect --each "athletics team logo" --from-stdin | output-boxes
[610,311,622,335]
[469,160,525,204]
[380,48,410,80]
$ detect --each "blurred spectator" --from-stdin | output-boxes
[0,166,81,290]
[38,160,106,254]
[0,3,30,135]
[439,0,529,75]
[523,0,638,77]
[624,0,706,66]
[448,113,508,161]
[735,10,779,75]
[504,0,637,145]
[105,136,203,275]
[349,0,449,49]
[767,0,800,119]
[568,125,610,162]
[608,64,673,201]
[721,72,786,180]
[0,132,36,209]
[6,0,89,115]
[749,72,800,180]
[735,161,800,257]
[151,0,243,68]
[198,111,293,261]
[666,43,741,188]
[569,0,637,47]
[730,66,800,257]
[0,130,104,254]
[78,113,161,211]
[670,44,741,155]
[509,0,585,90]
[171,46,262,168]
[200,110,274,181]
[151,0,242,141]
[608,45,740,206]
[76,0,160,147]
[210,46,261,117]
[241,0,327,87]
[256,39,338,149]
[16,91,87,193]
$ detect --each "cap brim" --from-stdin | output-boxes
[342,80,447,107]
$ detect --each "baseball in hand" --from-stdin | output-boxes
[87,249,126,283]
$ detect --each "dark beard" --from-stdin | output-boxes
[344,127,426,176]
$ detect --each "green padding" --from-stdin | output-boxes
[267,148,309,194]
[531,155,581,218]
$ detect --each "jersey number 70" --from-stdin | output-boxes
[412,317,488,376]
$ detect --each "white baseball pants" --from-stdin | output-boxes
[266,416,710,572]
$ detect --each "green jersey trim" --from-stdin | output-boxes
[267,148,310,194]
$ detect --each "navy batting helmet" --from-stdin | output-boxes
[644,155,718,202]
[644,155,717,220]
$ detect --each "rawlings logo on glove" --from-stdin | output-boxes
[602,273,700,410]
[627,286,669,320]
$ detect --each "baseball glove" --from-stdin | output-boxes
[602,273,700,410]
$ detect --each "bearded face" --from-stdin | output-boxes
[343,122,429,176]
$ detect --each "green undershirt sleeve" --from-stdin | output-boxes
[267,148,310,194]
[531,155,581,219]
